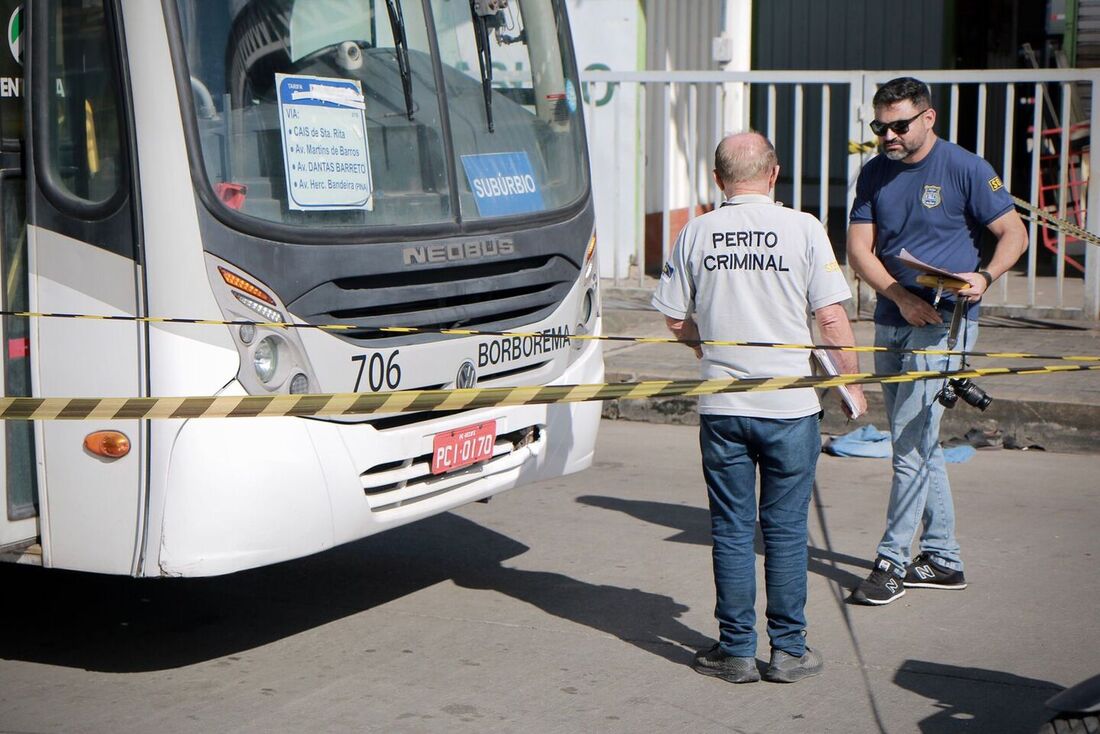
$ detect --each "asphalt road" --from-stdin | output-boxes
[2,420,1098,733]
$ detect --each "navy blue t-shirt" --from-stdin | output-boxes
[849,139,1014,325]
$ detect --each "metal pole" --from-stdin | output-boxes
[976,83,987,157]
[820,85,830,227]
[1086,80,1100,318]
[949,83,959,143]
[688,83,698,222]
[637,82,647,288]
[662,82,673,266]
[1028,82,1043,306]
[793,83,803,212]
[767,83,777,146]
[1001,82,1014,303]
[1057,84,1071,307]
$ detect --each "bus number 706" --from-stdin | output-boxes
[352,351,402,392]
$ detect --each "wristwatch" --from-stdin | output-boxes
[978,270,994,288]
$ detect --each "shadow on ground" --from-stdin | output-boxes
[577,494,867,588]
[894,659,1062,734]
[0,512,708,672]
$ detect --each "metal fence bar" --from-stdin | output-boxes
[1057,85,1071,307]
[1000,82,1014,302]
[611,78,622,286]
[849,77,869,315]
[1028,82,1043,306]
[714,83,724,209]
[688,83,699,223]
[1088,79,1100,318]
[976,83,987,157]
[586,84,611,286]
[793,83,804,212]
[637,82,647,288]
[661,82,672,266]
[820,84,830,226]
[949,83,959,143]
[587,69,1099,83]
[767,83,777,145]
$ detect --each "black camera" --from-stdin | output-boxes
[937,378,993,411]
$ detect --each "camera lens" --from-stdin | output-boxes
[954,378,993,411]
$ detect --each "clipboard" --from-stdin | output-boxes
[898,248,970,291]
[812,349,864,419]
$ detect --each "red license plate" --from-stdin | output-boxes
[431,421,497,475]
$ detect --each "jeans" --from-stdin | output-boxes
[699,413,821,658]
[873,319,978,572]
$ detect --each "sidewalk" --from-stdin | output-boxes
[599,284,1100,453]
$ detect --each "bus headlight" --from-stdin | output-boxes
[289,373,310,395]
[253,337,279,383]
[581,287,594,324]
[209,255,321,396]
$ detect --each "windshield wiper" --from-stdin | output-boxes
[469,0,495,133]
[384,0,415,120]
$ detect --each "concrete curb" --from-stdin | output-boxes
[602,371,1099,453]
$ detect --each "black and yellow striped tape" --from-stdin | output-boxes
[2,309,1098,364]
[2,362,1096,421]
[1013,194,1100,248]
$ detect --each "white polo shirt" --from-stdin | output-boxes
[652,194,852,418]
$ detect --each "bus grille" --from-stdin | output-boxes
[287,255,578,346]
[360,425,543,510]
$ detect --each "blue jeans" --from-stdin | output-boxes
[873,319,978,572]
[700,413,821,658]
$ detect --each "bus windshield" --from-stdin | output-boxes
[174,0,588,231]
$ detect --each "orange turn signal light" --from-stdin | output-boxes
[218,267,276,305]
[84,431,131,459]
[584,232,597,264]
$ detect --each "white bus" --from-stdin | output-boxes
[0,0,602,576]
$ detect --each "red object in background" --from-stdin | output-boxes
[214,182,248,210]
[8,336,28,359]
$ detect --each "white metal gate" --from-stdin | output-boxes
[580,68,1100,320]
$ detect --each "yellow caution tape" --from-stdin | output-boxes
[2,363,1097,421]
[2,309,1098,363]
[1012,195,1100,248]
[849,140,877,154]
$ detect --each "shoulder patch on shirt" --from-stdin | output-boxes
[921,184,942,209]
[988,175,1003,192]
[661,261,674,279]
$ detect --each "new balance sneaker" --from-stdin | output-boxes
[692,643,761,683]
[763,646,824,683]
[904,552,968,589]
[848,555,906,605]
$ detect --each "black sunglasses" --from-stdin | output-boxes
[869,109,929,137]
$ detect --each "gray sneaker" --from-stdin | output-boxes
[692,643,761,683]
[763,646,824,683]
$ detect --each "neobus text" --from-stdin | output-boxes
[403,239,515,265]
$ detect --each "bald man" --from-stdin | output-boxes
[653,132,864,684]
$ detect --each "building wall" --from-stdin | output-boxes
[1077,0,1100,66]
[752,0,949,71]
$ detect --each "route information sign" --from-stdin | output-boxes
[276,73,373,211]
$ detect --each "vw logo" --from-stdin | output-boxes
[455,360,477,389]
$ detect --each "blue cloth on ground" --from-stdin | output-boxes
[824,425,891,458]
[942,445,976,463]
[824,425,975,463]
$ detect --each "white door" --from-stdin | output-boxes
[0,0,37,552]
[18,0,144,573]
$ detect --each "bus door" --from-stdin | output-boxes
[16,0,144,573]
[0,1,36,552]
